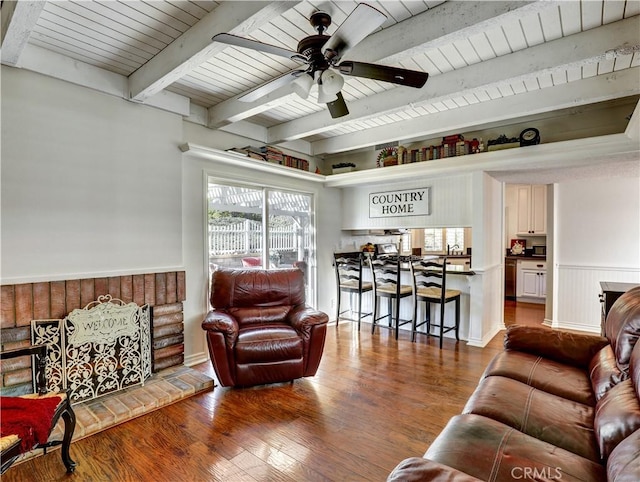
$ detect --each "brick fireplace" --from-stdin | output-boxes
[1,271,186,396]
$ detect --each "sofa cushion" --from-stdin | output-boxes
[230,306,293,327]
[462,376,599,461]
[605,286,640,374]
[211,268,306,308]
[482,350,595,405]
[387,457,483,481]
[424,414,606,482]
[594,378,640,460]
[606,428,640,481]
[504,325,609,368]
[589,345,627,402]
[235,326,303,364]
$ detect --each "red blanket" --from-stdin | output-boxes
[1,396,62,453]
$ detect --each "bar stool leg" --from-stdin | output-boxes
[411,298,418,342]
[371,297,378,334]
[455,297,460,341]
[394,296,401,340]
[439,301,445,349]
[336,287,341,324]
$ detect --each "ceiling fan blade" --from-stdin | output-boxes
[326,92,349,118]
[212,33,300,61]
[322,3,386,63]
[238,70,306,103]
[337,61,429,88]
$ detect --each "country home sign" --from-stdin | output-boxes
[369,187,431,218]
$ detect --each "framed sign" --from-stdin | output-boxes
[369,187,430,218]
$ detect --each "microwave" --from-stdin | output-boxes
[532,245,546,257]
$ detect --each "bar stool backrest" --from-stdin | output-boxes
[369,255,401,296]
[334,253,365,291]
[411,259,447,303]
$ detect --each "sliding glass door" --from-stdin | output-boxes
[207,179,316,304]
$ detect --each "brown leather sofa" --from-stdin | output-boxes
[388,286,640,481]
[202,268,328,388]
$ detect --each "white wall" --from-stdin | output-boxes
[341,174,473,230]
[1,67,183,282]
[468,172,504,346]
[554,175,640,332]
[0,67,342,367]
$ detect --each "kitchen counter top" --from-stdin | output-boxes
[505,255,547,261]
[335,253,475,275]
[399,260,475,276]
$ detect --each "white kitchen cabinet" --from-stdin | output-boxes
[515,184,547,235]
[516,259,546,301]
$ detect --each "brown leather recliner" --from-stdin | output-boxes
[202,267,328,387]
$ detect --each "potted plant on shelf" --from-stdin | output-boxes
[377,147,398,167]
[332,162,356,174]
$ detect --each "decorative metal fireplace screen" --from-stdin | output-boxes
[31,295,152,404]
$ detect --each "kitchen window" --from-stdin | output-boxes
[424,228,465,252]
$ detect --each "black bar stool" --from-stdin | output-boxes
[369,255,413,339]
[334,253,372,329]
[410,258,461,348]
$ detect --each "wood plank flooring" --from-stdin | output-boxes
[4,303,544,482]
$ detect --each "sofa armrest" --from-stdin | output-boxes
[504,325,609,368]
[202,310,239,347]
[288,305,329,335]
[387,457,482,482]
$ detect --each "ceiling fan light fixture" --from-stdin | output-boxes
[292,73,313,99]
[316,69,344,103]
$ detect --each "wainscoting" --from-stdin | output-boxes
[555,264,640,332]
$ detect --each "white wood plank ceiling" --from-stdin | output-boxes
[2,0,639,155]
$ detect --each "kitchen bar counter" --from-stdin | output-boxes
[335,253,476,275]
[398,261,475,276]
[505,255,547,261]
[334,253,474,340]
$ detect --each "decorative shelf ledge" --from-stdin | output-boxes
[181,133,638,189]
[180,143,326,183]
[324,133,639,187]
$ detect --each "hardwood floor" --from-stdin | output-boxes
[504,300,546,327]
[5,303,544,481]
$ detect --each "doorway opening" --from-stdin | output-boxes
[504,183,548,325]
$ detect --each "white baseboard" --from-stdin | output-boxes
[184,352,209,367]
[467,324,504,348]
[552,319,601,334]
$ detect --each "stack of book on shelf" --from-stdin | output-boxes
[227,146,266,160]
[226,146,309,171]
[399,134,482,163]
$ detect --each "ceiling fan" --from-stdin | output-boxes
[212,3,429,119]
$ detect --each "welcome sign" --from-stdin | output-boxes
[369,187,430,218]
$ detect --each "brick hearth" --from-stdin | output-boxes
[1,270,187,397]
[14,364,214,466]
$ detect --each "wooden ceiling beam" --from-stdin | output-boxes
[309,67,640,155]
[1,0,45,66]
[267,16,640,144]
[128,1,301,102]
[206,0,543,128]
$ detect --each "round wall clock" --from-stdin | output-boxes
[519,127,540,146]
